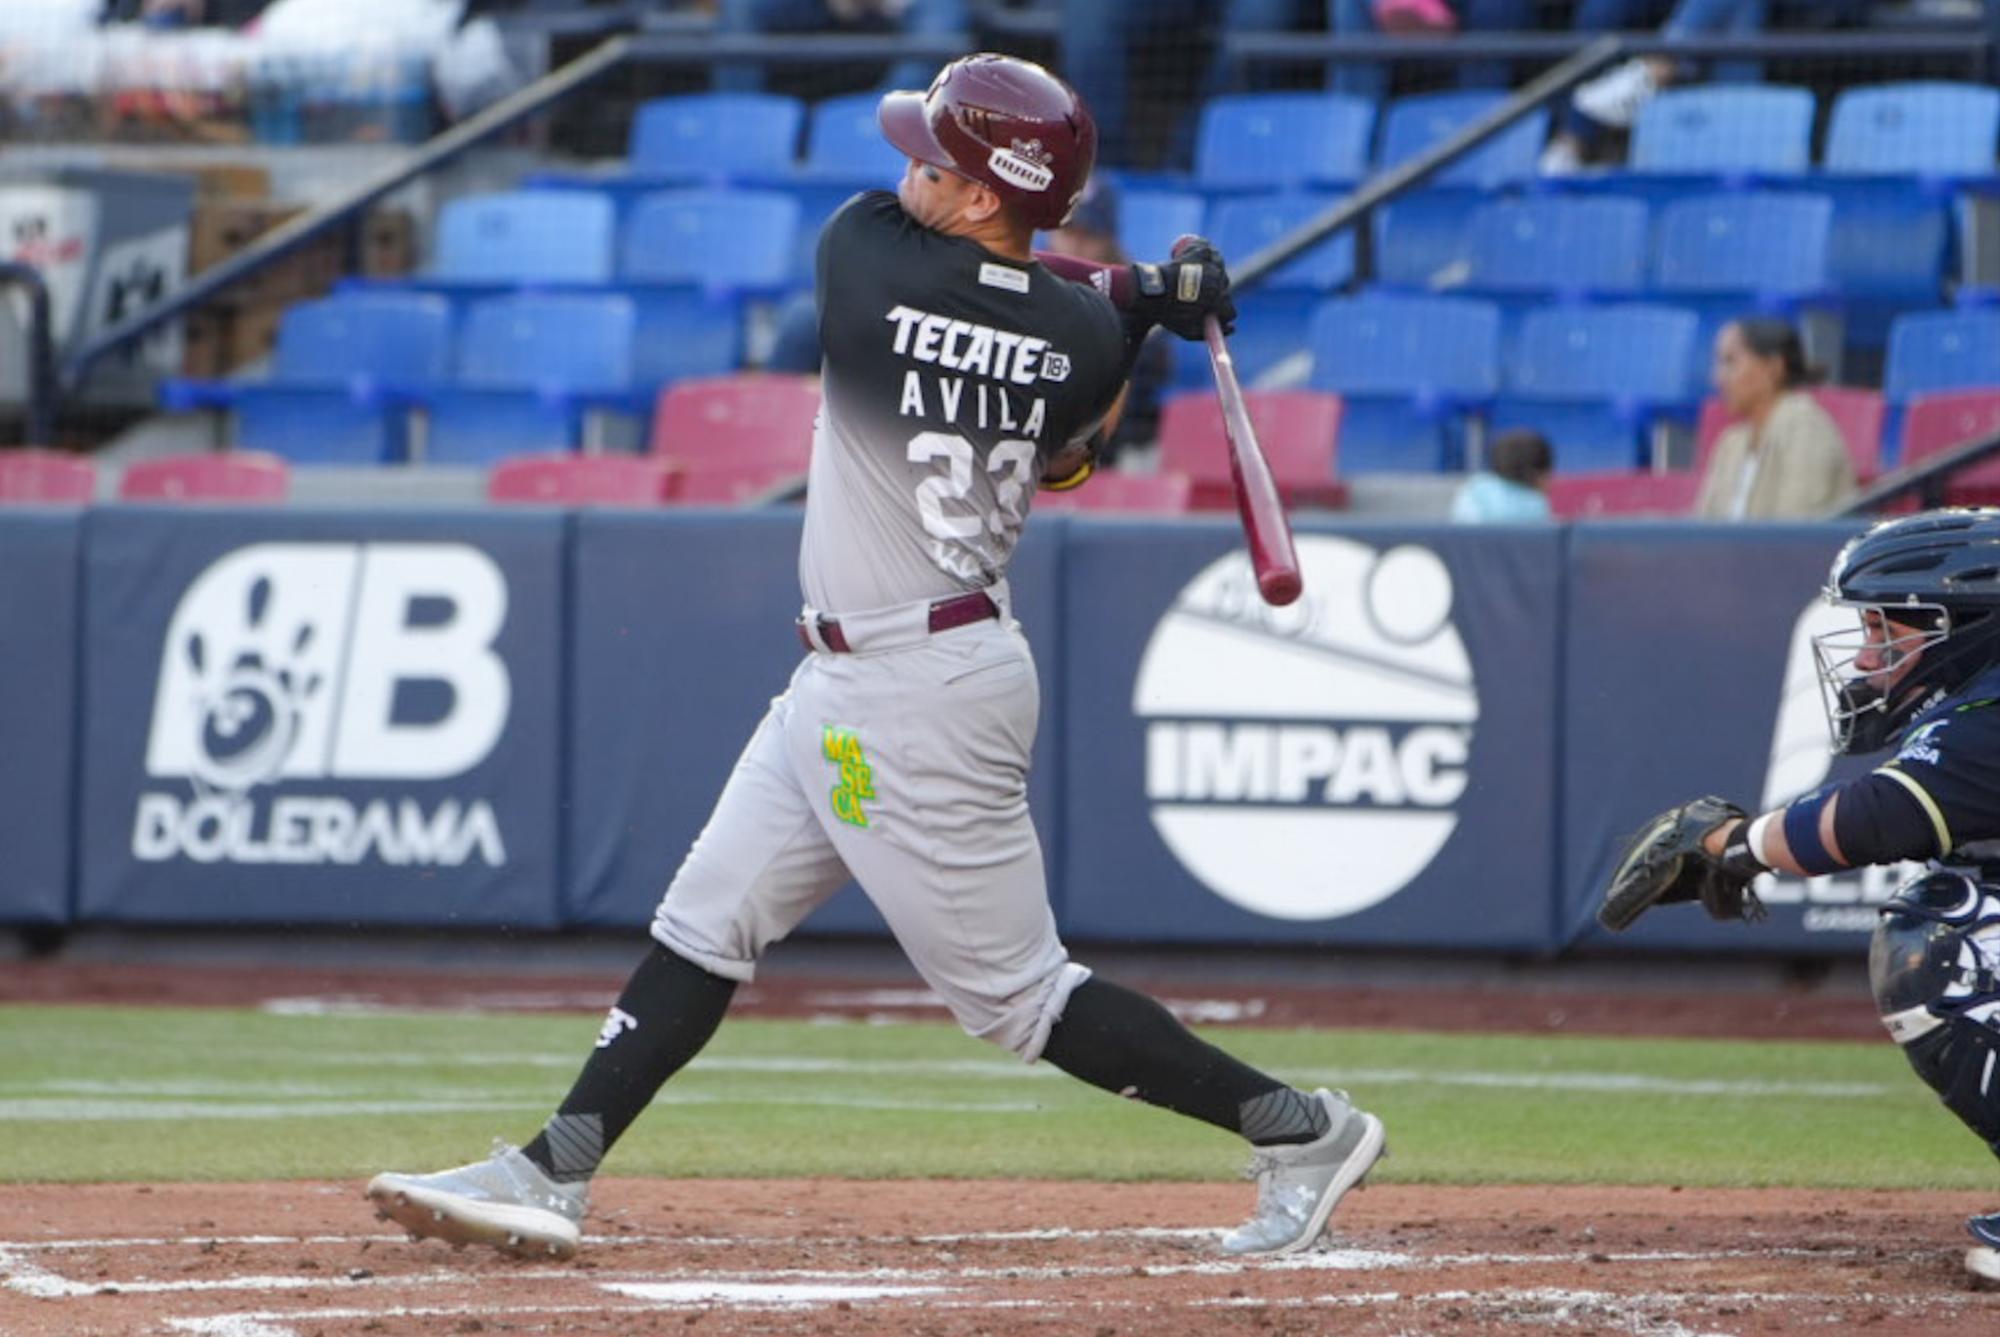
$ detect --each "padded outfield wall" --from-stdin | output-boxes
[0,508,1890,954]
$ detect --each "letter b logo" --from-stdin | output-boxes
[146,543,511,790]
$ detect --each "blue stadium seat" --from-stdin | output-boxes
[232,293,453,465]
[798,93,905,184]
[1371,192,1475,290]
[1119,191,1207,267]
[620,189,799,291]
[1376,91,1549,189]
[1463,196,1649,297]
[630,93,805,181]
[1305,294,1502,472]
[1821,183,1951,350]
[1194,94,1375,192]
[1169,291,1320,392]
[1825,82,2000,177]
[1885,309,2000,404]
[1205,194,1354,290]
[1807,83,1992,354]
[1629,85,1816,177]
[432,190,617,285]
[786,181,863,283]
[1882,309,2000,461]
[629,288,745,391]
[1491,305,1701,471]
[1652,192,1834,384]
[1654,193,1832,296]
[423,293,638,464]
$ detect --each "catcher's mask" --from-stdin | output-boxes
[1813,509,2000,755]
[1869,871,2000,1151]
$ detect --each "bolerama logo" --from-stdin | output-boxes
[1134,537,1476,921]
[133,542,512,867]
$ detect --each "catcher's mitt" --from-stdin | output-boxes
[1598,796,1768,932]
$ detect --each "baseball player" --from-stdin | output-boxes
[368,53,1384,1261]
[1598,508,2000,1282]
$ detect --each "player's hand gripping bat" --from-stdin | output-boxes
[1171,235,1302,607]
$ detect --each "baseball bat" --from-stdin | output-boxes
[1174,237,1303,607]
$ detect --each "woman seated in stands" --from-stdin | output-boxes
[1693,317,1856,521]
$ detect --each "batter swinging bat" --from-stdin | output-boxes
[1173,236,1303,608]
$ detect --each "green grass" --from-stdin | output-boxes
[0,1004,1989,1189]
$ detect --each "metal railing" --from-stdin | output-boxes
[1836,430,2000,517]
[1232,35,1625,290]
[57,28,977,399]
[1225,28,1996,75]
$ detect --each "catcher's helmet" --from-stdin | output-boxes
[878,53,1096,231]
[1815,508,2000,754]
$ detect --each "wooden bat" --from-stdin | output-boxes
[1035,241,1303,605]
[1175,232,1303,607]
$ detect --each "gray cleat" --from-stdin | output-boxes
[366,1140,586,1260]
[1220,1089,1385,1256]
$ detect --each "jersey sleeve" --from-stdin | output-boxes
[1061,287,1134,450]
[1840,701,2000,861]
[815,191,909,350]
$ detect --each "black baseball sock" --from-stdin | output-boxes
[522,944,737,1183]
[1040,977,1331,1146]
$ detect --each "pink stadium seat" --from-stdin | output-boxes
[1034,470,1195,514]
[488,453,680,506]
[668,458,810,505]
[650,374,821,464]
[1546,470,1703,519]
[0,448,96,503]
[1156,389,1348,510]
[1901,390,2000,506]
[118,451,290,503]
[1694,387,1885,482]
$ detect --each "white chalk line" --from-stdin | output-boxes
[0,1090,1045,1121]
[157,1280,1991,1337]
[4,1229,1908,1307]
[0,1055,1902,1115]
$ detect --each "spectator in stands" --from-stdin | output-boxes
[713,0,969,95]
[1327,0,1541,100]
[1543,0,1869,172]
[1062,0,1319,167]
[764,174,1169,463]
[1450,428,1553,522]
[1693,317,1856,520]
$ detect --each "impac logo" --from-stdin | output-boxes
[1135,537,1475,920]
[134,543,511,868]
[1755,597,1922,931]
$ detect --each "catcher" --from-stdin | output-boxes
[1600,508,2000,1283]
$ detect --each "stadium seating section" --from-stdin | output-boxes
[0,449,96,503]
[119,451,291,503]
[152,78,1998,515]
[1032,470,1196,515]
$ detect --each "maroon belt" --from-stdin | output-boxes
[797,590,999,653]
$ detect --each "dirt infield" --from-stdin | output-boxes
[9,956,1983,1333]
[2,1180,1996,1336]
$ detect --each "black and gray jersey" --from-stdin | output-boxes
[798,191,1128,614]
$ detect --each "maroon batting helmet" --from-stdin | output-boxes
[878,53,1097,231]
